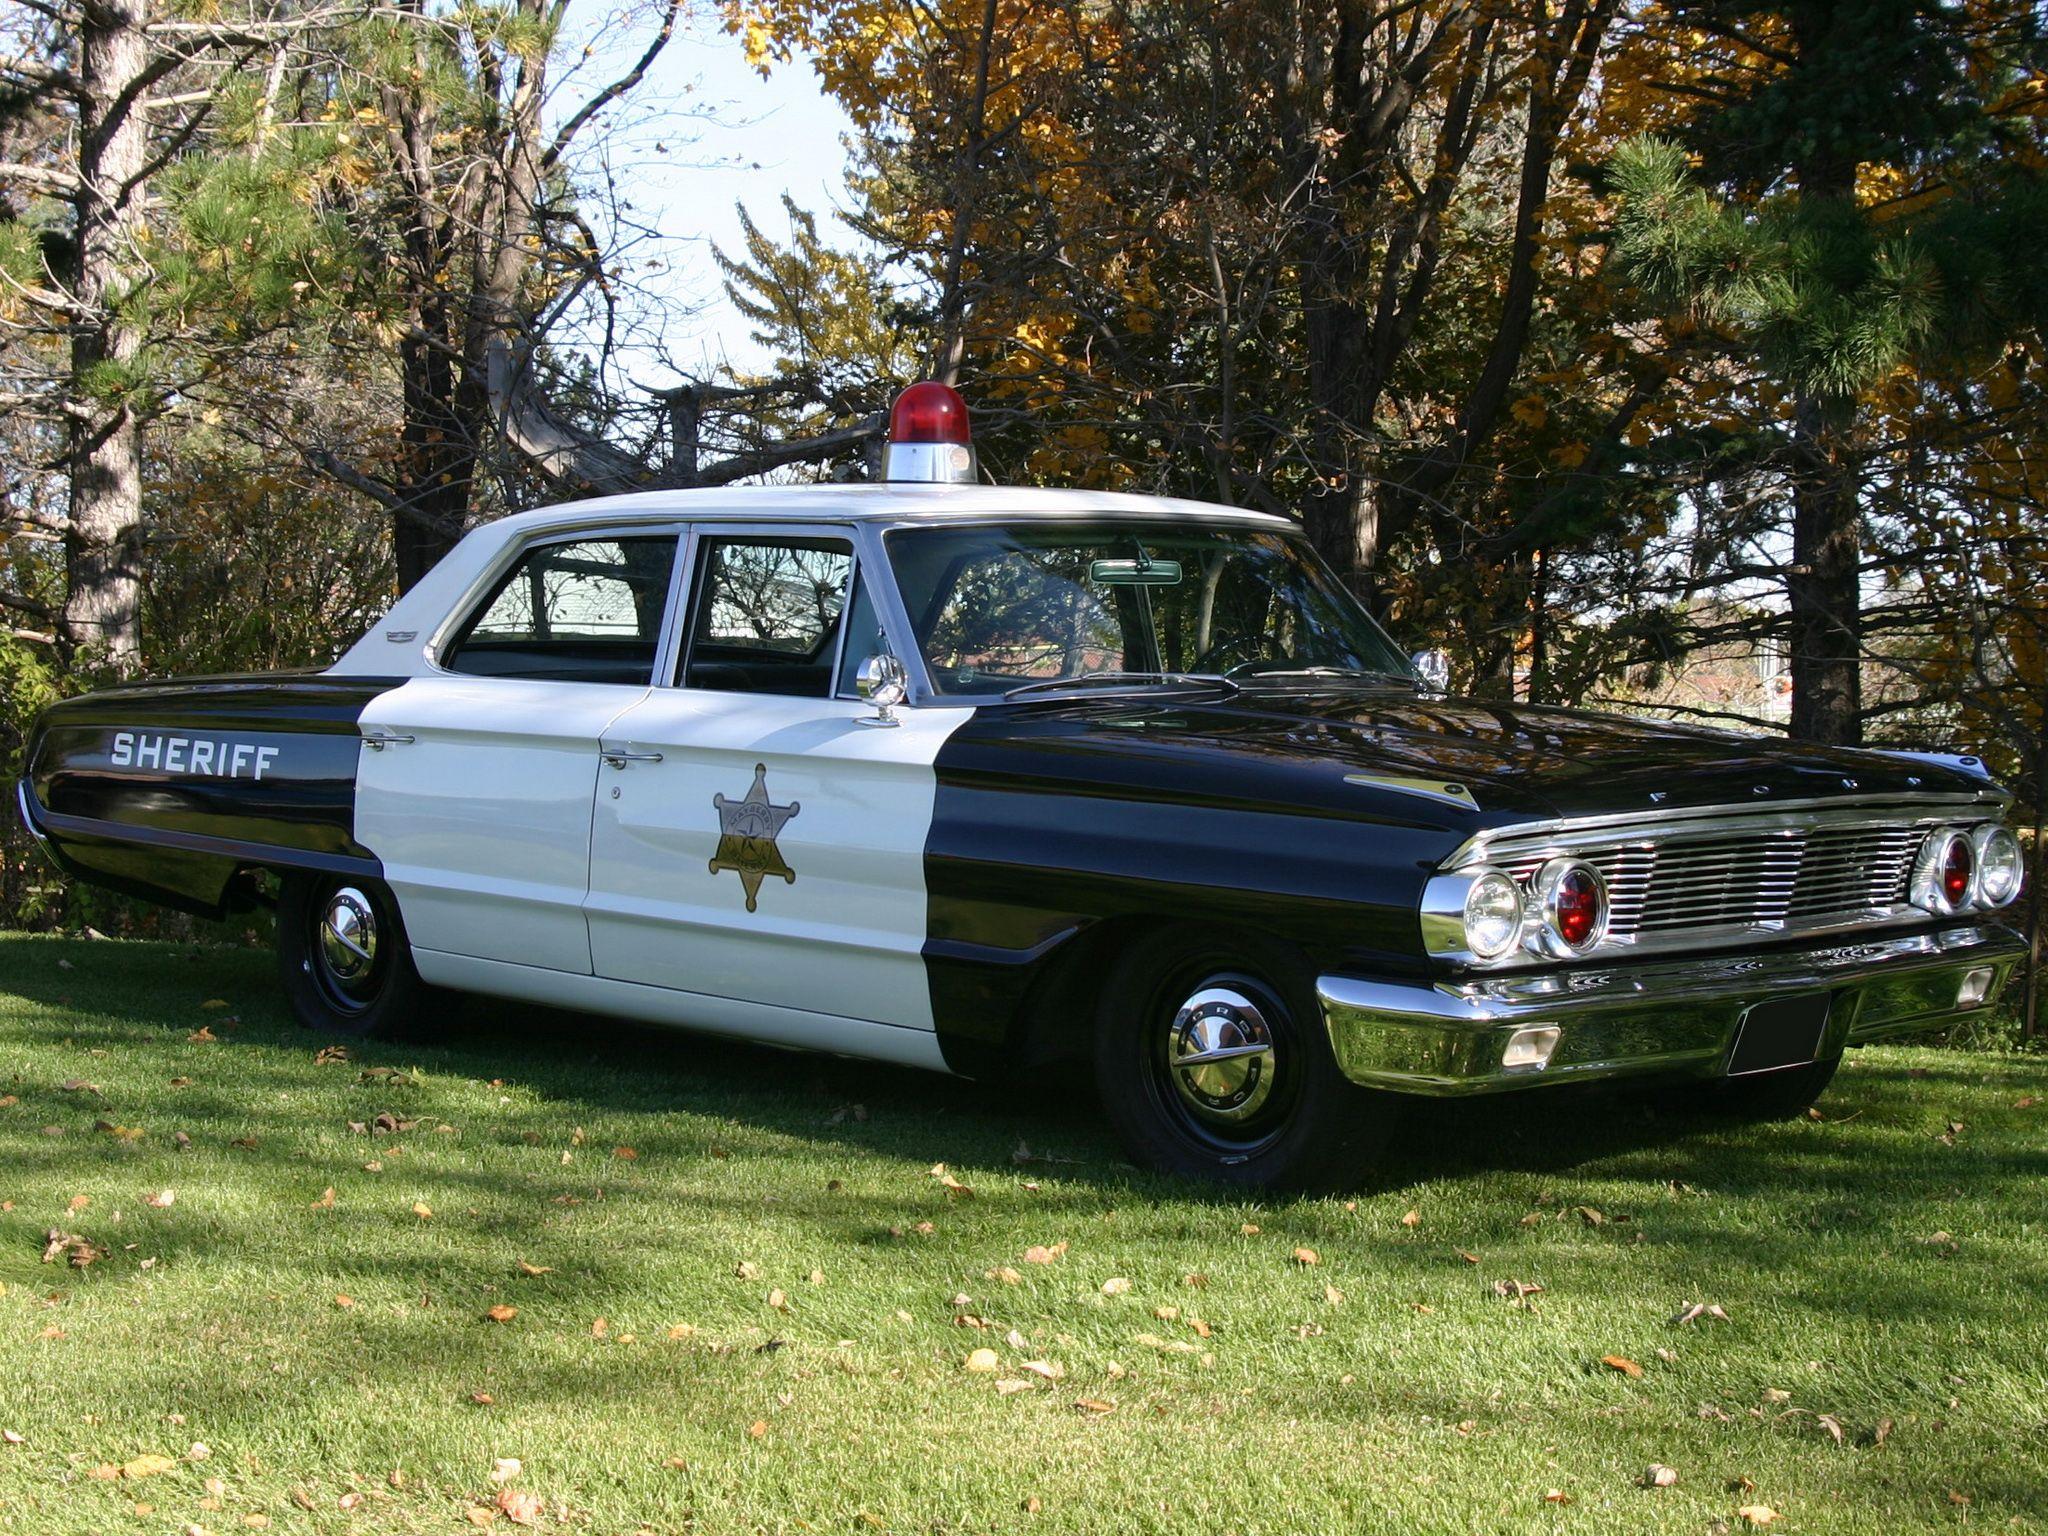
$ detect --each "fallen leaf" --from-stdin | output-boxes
[1946,1490,1971,1507]
[1737,1504,1778,1526]
[1602,1355,1645,1378]
[1323,1284,1344,1306]
[612,1147,637,1160]
[765,1289,789,1314]
[490,1457,521,1483]
[1644,1464,1679,1488]
[1100,1277,1131,1296]
[1874,1416,1893,1447]
[1456,1250,1480,1264]
[334,1294,355,1309]
[412,1202,433,1220]
[1577,1206,1606,1226]
[1020,1359,1064,1381]
[516,1260,552,1277]
[1,1430,22,1445]
[994,1378,1033,1395]
[1762,1388,1791,1404]
[1817,1413,1844,1446]
[1543,1489,1571,1505]
[496,1490,543,1526]
[122,1454,177,1479]
[1291,1247,1319,1266]
[747,1420,768,1439]
[734,1261,759,1279]
[464,1509,495,1528]
[667,1323,696,1340]
[1074,1397,1115,1415]
[144,1190,174,1208]
[964,1348,1000,1373]
[484,1305,518,1323]
[1493,1279,1544,1299]
[1671,1302,1731,1325]
[311,1188,336,1210]
[591,1317,610,1338]
[1188,1317,1212,1338]
[1400,1210,1420,1228]
[187,1028,216,1044]
[1022,1242,1067,1265]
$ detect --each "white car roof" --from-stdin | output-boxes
[479,481,1292,533]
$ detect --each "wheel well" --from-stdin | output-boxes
[1008,915,1306,1071]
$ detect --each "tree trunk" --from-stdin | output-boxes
[1785,395,1863,744]
[1782,2,1863,747]
[392,306,467,593]
[64,0,149,669]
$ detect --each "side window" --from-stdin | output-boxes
[442,535,678,685]
[682,536,855,698]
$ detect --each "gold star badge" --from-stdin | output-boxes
[709,763,801,913]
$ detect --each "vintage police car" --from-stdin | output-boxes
[16,385,2029,1188]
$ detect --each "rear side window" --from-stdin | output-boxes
[681,536,854,697]
[443,535,678,684]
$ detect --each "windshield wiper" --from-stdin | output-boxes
[1002,670,1242,701]
[1223,662,1420,687]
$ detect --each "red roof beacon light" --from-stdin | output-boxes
[882,381,977,484]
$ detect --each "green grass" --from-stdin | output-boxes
[0,934,2044,1535]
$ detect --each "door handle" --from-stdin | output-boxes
[600,750,664,768]
[362,732,415,750]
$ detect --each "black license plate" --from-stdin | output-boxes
[1727,994,1832,1076]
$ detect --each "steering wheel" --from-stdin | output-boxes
[1190,634,1266,673]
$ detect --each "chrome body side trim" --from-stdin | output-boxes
[1342,772,1478,811]
[1319,923,2025,1096]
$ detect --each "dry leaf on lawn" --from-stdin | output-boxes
[516,1261,551,1276]
[122,1454,177,1479]
[1074,1397,1115,1415]
[411,1202,433,1220]
[1737,1504,1778,1526]
[964,1348,999,1373]
[490,1457,522,1483]
[1602,1355,1645,1378]
[1291,1247,1319,1266]
[1022,1242,1067,1264]
[1100,1277,1131,1296]
[484,1305,518,1323]
[1643,1465,1679,1488]
[496,1490,543,1526]
[1400,1210,1421,1228]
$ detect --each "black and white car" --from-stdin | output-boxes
[17,385,2028,1187]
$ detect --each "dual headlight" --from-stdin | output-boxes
[1911,822,2024,916]
[1459,858,1607,963]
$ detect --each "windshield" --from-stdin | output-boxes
[883,521,1414,696]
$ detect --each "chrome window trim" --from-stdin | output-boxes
[1430,794,2015,972]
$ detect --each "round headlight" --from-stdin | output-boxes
[1531,858,1608,955]
[1462,868,1525,961]
[1912,827,1976,915]
[1972,824,2023,908]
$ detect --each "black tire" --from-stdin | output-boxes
[276,872,429,1038]
[1093,928,1400,1191]
[1669,1053,1844,1123]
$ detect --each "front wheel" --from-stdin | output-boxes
[1093,930,1399,1190]
[277,873,428,1037]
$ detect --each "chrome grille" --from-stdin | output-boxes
[1486,807,1973,951]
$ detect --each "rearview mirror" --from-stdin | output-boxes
[1089,557,1183,586]
[1410,649,1451,693]
[856,652,907,727]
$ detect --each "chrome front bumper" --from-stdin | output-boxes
[1318,923,2026,1096]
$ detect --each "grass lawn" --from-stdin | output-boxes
[0,934,2043,1535]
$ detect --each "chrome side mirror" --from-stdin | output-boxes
[1409,648,1451,694]
[855,652,907,727]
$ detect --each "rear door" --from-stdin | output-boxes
[584,526,971,1033]
[355,529,683,973]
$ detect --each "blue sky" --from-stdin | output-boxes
[563,10,857,386]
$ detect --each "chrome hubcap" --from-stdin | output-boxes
[1165,984,1278,1127]
[319,887,378,985]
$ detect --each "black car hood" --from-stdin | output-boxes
[996,685,1994,826]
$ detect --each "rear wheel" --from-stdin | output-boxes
[1093,930,1398,1190]
[277,873,427,1037]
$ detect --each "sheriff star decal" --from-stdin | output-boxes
[710,763,800,913]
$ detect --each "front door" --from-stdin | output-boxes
[584,530,971,1032]
[355,530,681,973]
